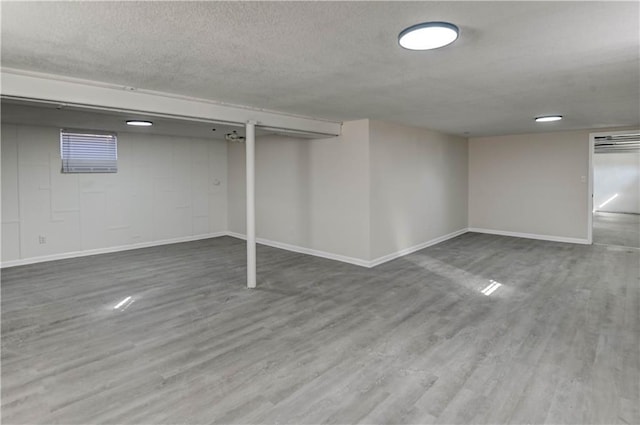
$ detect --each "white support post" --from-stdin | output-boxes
[246,121,257,289]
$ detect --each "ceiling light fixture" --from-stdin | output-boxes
[535,115,563,123]
[126,120,153,126]
[398,21,459,50]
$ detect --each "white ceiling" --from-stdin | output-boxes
[1,1,639,137]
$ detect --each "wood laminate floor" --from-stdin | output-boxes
[2,233,639,424]
[593,212,640,248]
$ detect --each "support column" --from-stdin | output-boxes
[246,121,257,289]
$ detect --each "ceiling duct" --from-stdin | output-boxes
[594,133,640,153]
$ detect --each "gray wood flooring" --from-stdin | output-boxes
[2,233,639,424]
[593,212,640,248]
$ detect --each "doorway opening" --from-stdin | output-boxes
[590,131,640,248]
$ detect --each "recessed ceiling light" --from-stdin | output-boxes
[126,120,153,127]
[398,21,459,50]
[535,115,563,123]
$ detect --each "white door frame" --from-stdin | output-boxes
[587,129,640,244]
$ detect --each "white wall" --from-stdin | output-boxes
[594,151,640,214]
[228,119,469,264]
[1,123,227,264]
[369,120,468,260]
[468,130,592,241]
[227,119,371,261]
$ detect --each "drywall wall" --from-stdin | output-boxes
[369,120,468,260]
[228,119,469,264]
[1,123,227,264]
[468,130,591,242]
[227,119,370,261]
[594,151,640,214]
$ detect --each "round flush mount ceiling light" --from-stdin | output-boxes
[398,21,459,50]
[534,115,563,123]
[126,120,153,127]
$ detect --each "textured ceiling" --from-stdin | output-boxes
[2,1,639,137]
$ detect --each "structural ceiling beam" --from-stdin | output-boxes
[1,69,342,138]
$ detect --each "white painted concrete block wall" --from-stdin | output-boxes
[9,118,631,268]
[1,123,227,263]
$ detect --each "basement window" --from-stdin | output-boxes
[60,129,118,173]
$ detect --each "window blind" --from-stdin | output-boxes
[594,134,640,153]
[60,129,118,173]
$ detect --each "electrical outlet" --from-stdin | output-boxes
[38,235,47,244]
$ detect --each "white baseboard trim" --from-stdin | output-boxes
[368,228,469,268]
[468,228,589,245]
[5,227,585,270]
[225,231,371,268]
[227,229,469,268]
[1,232,227,268]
